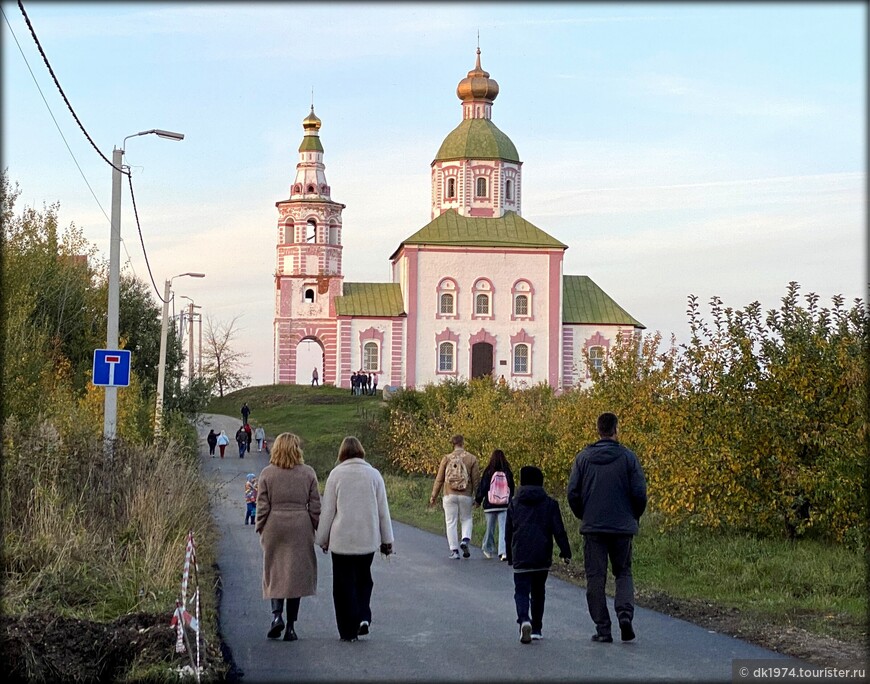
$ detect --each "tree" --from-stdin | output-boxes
[201,315,250,397]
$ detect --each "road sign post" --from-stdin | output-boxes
[93,349,132,387]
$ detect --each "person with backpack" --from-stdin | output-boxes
[428,435,481,559]
[505,465,572,643]
[474,449,515,561]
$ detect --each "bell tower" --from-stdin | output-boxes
[273,106,344,384]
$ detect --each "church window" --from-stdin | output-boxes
[475,293,490,315]
[438,342,455,372]
[505,179,513,201]
[476,177,488,197]
[328,224,339,244]
[304,288,315,304]
[511,280,533,320]
[446,177,456,199]
[588,346,605,374]
[363,342,379,371]
[514,294,528,316]
[283,222,295,244]
[513,344,529,374]
[294,184,302,194]
[306,219,317,242]
[440,293,454,315]
[307,185,315,193]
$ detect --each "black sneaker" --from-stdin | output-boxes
[358,621,370,636]
[619,620,635,642]
[520,622,532,644]
[591,633,613,643]
[283,627,298,641]
[460,539,470,558]
[267,615,285,639]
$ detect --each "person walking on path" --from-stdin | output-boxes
[475,449,515,561]
[207,429,218,457]
[244,473,258,525]
[312,367,319,386]
[244,423,253,454]
[567,411,647,644]
[315,436,394,642]
[216,430,230,458]
[254,425,266,452]
[505,465,571,643]
[236,426,248,458]
[428,435,481,560]
[241,402,251,424]
[256,433,321,641]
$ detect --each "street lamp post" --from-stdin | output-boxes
[181,296,202,381]
[155,272,204,438]
[104,129,184,450]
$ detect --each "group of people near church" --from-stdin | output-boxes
[349,370,378,396]
[252,411,646,647]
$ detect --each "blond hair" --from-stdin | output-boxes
[270,432,304,469]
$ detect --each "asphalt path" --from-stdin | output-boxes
[199,413,791,683]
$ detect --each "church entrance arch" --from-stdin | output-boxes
[295,336,324,385]
[470,342,493,379]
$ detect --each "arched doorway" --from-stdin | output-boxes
[471,342,493,379]
[295,337,324,385]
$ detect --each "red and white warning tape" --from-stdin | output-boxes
[171,531,200,654]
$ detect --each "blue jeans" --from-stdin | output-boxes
[239,442,247,458]
[514,569,548,633]
[482,509,507,556]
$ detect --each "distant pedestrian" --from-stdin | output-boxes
[475,449,515,561]
[428,435,481,559]
[371,373,378,396]
[350,372,357,395]
[207,429,218,457]
[256,433,321,641]
[241,402,251,423]
[505,465,571,643]
[236,426,248,458]
[315,436,394,642]
[255,425,266,452]
[244,423,253,453]
[567,412,647,644]
[244,473,258,525]
[217,430,230,458]
[312,367,319,386]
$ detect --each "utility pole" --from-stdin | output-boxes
[188,300,195,380]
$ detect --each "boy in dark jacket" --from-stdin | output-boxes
[505,465,571,644]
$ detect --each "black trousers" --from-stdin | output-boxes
[330,552,375,640]
[583,533,635,636]
[270,597,300,622]
[513,569,548,633]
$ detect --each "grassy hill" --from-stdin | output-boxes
[206,384,384,480]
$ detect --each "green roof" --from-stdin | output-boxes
[392,210,566,258]
[434,119,520,162]
[299,135,323,153]
[563,276,645,328]
[335,283,405,317]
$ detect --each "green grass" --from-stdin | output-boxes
[207,384,383,480]
[209,384,867,647]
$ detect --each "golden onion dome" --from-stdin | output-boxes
[302,105,322,131]
[456,48,499,103]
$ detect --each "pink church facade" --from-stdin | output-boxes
[273,51,644,391]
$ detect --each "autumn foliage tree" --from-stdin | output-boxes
[381,283,867,545]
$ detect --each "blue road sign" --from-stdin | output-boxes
[93,349,132,387]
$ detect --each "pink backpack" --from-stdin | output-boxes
[487,471,510,506]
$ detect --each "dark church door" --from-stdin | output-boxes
[471,342,493,379]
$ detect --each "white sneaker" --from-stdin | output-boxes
[499,554,507,562]
[531,632,543,640]
[520,621,532,644]
[449,550,460,560]
[482,549,492,559]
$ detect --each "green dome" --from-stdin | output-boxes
[434,118,520,163]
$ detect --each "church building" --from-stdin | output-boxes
[273,50,644,391]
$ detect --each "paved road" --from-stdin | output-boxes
[199,413,790,683]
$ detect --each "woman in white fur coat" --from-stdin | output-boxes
[314,436,394,641]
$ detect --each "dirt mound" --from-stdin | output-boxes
[0,612,177,683]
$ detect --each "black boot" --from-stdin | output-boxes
[268,599,285,639]
[283,622,298,641]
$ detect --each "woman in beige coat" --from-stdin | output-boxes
[255,432,321,641]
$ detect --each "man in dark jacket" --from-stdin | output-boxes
[505,466,571,643]
[567,412,647,643]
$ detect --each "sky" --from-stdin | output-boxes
[3,2,866,387]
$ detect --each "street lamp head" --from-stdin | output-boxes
[173,272,205,280]
[153,129,185,141]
